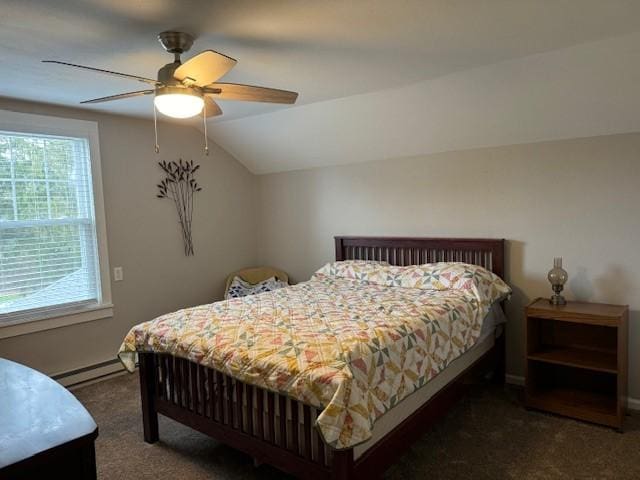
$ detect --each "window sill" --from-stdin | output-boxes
[0,303,114,339]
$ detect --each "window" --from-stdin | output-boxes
[0,110,111,334]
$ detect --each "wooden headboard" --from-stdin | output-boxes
[335,236,505,280]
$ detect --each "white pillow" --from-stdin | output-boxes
[226,276,288,299]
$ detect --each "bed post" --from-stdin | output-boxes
[335,237,345,261]
[139,352,159,443]
[491,239,505,280]
[331,449,354,480]
[492,326,506,384]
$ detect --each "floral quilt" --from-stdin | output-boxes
[118,261,510,449]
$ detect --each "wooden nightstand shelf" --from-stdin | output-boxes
[525,298,628,431]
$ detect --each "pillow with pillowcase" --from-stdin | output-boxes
[312,260,390,280]
[313,261,511,307]
[226,276,289,299]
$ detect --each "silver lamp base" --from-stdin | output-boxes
[549,294,566,305]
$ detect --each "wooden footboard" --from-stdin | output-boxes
[139,352,353,479]
[138,331,503,479]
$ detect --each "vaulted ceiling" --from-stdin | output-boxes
[2,0,640,173]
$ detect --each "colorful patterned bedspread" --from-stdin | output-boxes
[119,261,510,449]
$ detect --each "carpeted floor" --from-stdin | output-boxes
[73,373,640,479]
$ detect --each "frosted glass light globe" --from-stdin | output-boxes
[154,93,204,119]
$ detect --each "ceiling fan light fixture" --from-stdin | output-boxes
[154,86,204,118]
[44,31,298,143]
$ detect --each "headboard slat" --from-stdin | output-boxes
[335,236,505,279]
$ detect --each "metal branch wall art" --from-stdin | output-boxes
[157,159,202,256]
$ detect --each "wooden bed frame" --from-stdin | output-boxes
[138,236,506,479]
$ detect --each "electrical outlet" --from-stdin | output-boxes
[113,267,124,282]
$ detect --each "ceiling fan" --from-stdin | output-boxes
[43,31,298,154]
[44,31,298,119]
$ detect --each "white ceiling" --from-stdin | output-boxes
[2,0,640,172]
[211,31,640,173]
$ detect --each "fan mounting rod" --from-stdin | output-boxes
[158,31,194,60]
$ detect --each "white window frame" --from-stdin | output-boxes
[0,109,112,339]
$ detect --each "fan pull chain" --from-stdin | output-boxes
[202,102,209,156]
[153,103,160,154]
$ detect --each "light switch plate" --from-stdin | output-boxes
[113,267,123,282]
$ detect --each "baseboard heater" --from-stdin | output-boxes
[52,357,130,388]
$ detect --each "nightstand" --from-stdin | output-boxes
[525,297,628,431]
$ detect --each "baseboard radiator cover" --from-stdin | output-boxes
[52,357,128,389]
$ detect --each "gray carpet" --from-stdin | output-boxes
[73,373,640,479]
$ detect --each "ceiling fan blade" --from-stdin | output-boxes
[203,83,298,104]
[43,60,159,85]
[204,97,223,117]
[173,50,237,87]
[80,90,155,104]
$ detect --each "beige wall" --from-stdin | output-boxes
[1,98,638,399]
[0,98,258,376]
[257,133,640,398]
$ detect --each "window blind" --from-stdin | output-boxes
[0,131,101,316]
